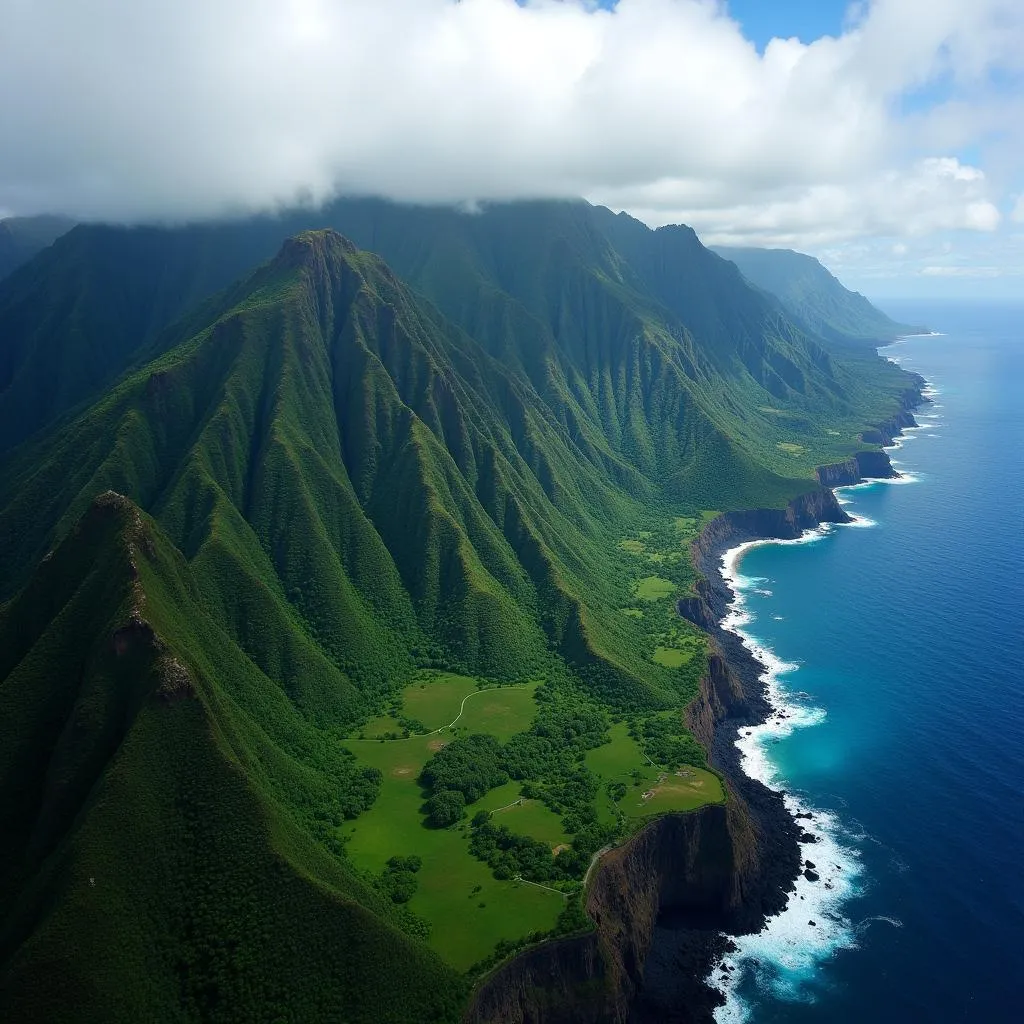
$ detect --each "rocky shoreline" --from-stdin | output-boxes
[465,380,928,1024]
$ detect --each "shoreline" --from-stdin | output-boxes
[679,380,932,1020]
[465,370,932,1024]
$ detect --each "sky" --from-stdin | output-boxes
[1,0,1022,299]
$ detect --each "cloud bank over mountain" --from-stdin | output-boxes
[1,0,1021,284]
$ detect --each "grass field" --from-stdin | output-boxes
[585,723,723,825]
[490,799,569,848]
[634,576,675,601]
[403,673,480,729]
[341,676,563,968]
[455,684,538,741]
[625,769,724,815]
[359,714,405,738]
[652,646,693,668]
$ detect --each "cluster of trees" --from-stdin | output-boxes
[469,818,568,882]
[419,691,610,835]
[337,764,385,818]
[631,716,707,769]
[376,855,423,904]
[276,753,382,858]
[468,814,614,882]
[420,734,509,827]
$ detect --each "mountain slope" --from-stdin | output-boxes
[0,230,700,712]
[0,200,912,463]
[0,215,73,283]
[0,491,464,1023]
[713,244,924,347]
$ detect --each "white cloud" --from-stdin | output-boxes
[920,265,1005,277]
[0,0,1020,255]
[614,156,1002,246]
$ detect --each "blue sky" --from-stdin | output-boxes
[1,0,1022,299]
[678,0,848,49]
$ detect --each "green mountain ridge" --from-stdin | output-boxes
[712,244,925,348]
[0,200,906,458]
[0,208,924,1020]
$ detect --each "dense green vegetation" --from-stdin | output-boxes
[0,203,925,1020]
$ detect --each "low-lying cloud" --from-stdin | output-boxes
[1,0,1022,251]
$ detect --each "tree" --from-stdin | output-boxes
[425,789,465,828]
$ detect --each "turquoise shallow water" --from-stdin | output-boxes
[713,303,1024,1023]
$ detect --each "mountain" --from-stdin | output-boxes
[0,200,907,457]
[0,215,74,282]
[0,209,924,1020]
[0,491,463,1023]
[712,245,925,347]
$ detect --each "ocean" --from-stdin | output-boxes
[711,302,1024,1023]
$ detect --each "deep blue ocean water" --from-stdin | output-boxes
[714,303,1024,1023]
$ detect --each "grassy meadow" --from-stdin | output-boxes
[342,675,564,969]
[587,723,724,825]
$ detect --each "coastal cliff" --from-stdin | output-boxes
[466,416,925,1023]
[465,641,802,1024]
[465,800,769,1024]
[860,382,927,446]
[463,495,850,1024]
[816,449,899,486]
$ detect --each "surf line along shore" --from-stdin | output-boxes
[675,384,931,1016]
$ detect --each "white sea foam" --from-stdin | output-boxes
[845,512,876,528]
[709,495,889,1020]
[707,373,941,1019]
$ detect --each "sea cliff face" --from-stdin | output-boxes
[816,449,898,486]
[465,642,803,1024]
[860,382,927,446]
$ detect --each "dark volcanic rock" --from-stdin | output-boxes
[816,448,899,486]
